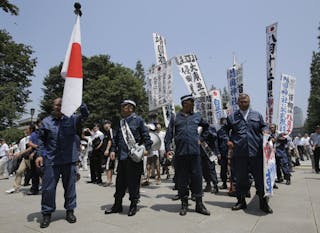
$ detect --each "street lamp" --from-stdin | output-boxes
[30,108,35,124]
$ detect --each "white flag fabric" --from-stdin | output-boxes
[266,23,278,125]
[263,134,276,197]
[210,89,223,126]
[227,64,244,113]
[175,54,208,97]
[153,33,168,65]
[61,15,83,117]
[147,61,173,111]
[277,74,296,134]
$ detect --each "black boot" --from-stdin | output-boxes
[40,214,51,228]
[219,182,228,189]
[128,200,138,216]
[105,198,123,214]
[259,196,273,214]
[179,198,188,216]
[285,174,291,185]
[195,197,210,215]
[211,185,219,194]
[232,197,247,211]
[203,183,212,192]
[66,210,77,223]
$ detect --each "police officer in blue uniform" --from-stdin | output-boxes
[200,125,220,193]
[165,94,210,216]
[217,117,228,189]
[225,93,273,214]
[105,100,152,216]
[35,98,89,228]
[274,133,291,185]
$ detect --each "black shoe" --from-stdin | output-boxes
[179,199,188,216]
[40,214,51,228]
[195,198,210,216]
[105,199,123,214]
[211,186,219,194]
[87,180,97,184]
[203,184,212,192]
[275,178,284,183]
[285,179,291,185]
[26,190,39,195]
[171,194,180,201]
[128,201,138,216]
[259,197,273,214]
[66,210,77,223]
[105,205,123,214]
[219,183,228,189]
[232,198,247,211]
[273,184,279,189]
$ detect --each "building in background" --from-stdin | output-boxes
[292,106,304,137]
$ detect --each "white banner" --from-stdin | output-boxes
[194,95,213,124]
[147,61,173,111]
[153,33,168,65]
[175,54,208,98]
[227,64,243,113]
[263,134,276,197]
[277,74,296,134]
[209,89,223,126]
[266,23,278,125]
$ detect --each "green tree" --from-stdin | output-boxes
[0,0,19,15]
[306,24,320,133]
[0,127,24,143]
[40,55,149,127]
[0,30,37,129]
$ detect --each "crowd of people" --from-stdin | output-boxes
[0,94,320,229]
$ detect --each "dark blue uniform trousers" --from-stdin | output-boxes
[41,163,77,214]
[219,155,228,184]
[175,155,203,199]
[201,155,218,186]
[114,159,143,201]
[233,155,264,198]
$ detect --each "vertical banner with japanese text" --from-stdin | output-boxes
[152,33,173,127]
[266,23,278,125]
[277,74,296,135]
[153,32,168,65]
[263,134,276,197]
[227,65,244,113]
[175,54,208,97]
[175,54,209,121]
[209,89,223,126]
[147,61,173,111]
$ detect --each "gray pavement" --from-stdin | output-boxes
[0,163,319,233]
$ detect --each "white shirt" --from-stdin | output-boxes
[18,136,30,153]
[300,137,310,146]
[0,143,9,158]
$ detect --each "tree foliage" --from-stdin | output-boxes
[0,29,36,129]
[39,55,149,127]
[306,24,320,133]
[0,127,24,144]
[0,0,19,15]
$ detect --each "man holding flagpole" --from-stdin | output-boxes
[35,3,89,228]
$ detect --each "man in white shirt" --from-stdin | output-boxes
[0,138,10,179]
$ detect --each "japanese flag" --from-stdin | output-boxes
[61,15,83,117]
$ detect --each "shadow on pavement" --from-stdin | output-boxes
[27,209,67,223]
[150,203,181,213]
[205,201,234,209]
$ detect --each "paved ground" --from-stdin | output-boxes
[0,162,319,233]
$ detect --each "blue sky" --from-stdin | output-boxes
[1,0,319,121]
